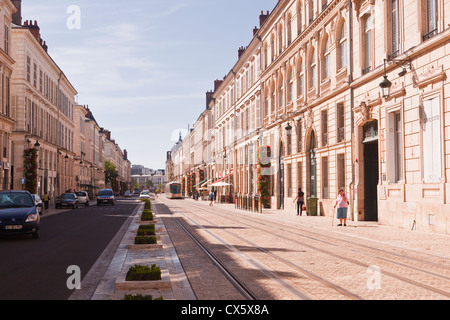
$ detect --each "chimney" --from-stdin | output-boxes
[26,20,41,42]
[103,129,111,141]
[259,10,269,27]
[206,90,214,109]
[238,46,246,59]
[253,26,259,36]
[214,79,223,92]
[124,149,128,160]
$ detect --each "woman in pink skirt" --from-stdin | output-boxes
[334,189,348,226]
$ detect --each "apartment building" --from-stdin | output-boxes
[0,0,16,191]
[4,0,131,199]
[169,0,450,234]
[10,18,77,197]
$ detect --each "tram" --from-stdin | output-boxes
[165,182,183,199]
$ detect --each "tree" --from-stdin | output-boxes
[105,160,119,191]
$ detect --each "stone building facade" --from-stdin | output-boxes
[169,0,450,234]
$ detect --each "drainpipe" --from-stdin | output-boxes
[348,0,355,221]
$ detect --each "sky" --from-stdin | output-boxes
[21,0,276,170]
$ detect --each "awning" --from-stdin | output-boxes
[201,179,212,187]
[193,179,207,188]
[210,172,233,187]
[210,181,231,187]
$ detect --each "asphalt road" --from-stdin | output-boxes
[0,198,139,300]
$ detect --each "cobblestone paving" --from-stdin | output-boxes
[159,197,450,300]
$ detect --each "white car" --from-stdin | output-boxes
[76,191,90,206]
[32,194,43,214]
[139,191,150,201]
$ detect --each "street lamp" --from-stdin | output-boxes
[379,59,392,99]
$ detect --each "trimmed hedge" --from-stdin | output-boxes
[141,210,154,221]
[137,224,155,236]
[126,264,161,281]
[134,235,157,244]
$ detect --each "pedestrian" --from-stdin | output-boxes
[293,188,305,216]
[195,189,199,201]
[43,192,50,211]
[209,190,214,206]
[334,189,348,226]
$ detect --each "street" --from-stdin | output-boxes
[0,198,139,300]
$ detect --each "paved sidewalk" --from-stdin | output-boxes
[188,197,450,259]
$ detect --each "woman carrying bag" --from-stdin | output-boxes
[334,189,348,226]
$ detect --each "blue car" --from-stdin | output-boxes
[0,191,40,239]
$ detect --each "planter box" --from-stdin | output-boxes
[115,269,171,291]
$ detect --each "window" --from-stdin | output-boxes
[278,75,284,109]
[297,119,302,152]
[337,103,345,142]
[388,111,403,183]
[287,16,292,45]
[390,0,399,57]
[297,2,303,36]
[338,22,347,69]
[4,24,9,54]
[424,0,437,40]
[297,58,304,96]
[322,156,329,198]
[322,36,331,79]
[321,110,328,146]
[297,162,303,192]
[33,63,37,88]
[363,14,373,74]
[309,47,316,89]
[288,68,294,103]
[308,0,314,24]
[287,164,292,197]
[422,96,441,183]
[337,154,345,192]
[26,56,31,83]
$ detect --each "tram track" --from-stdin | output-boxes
[161,198,450,299]
[161,201,362,300]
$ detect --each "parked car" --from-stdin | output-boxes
[55,193,79,209]
[139,190,150,201]
[32,194,43,215]
[97,189,114,206]
[75,191,90,206]
[124,190,132,197]
[0,191,40,239]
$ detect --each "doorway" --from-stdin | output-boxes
[363,121,379,221]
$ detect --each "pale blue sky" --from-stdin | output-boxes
[21,0,276,169]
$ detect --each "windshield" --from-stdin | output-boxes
[99,190,113,196]
[0,193,34,208]
[64,194,76,199]
[75,192,86,196]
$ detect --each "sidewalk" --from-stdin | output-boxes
[189,197,450,259]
